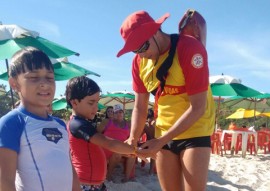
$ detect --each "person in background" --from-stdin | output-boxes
[0,47,80,191]
[105,106,114,119]
[143,108,156,174]
[228,122,238,130]
[98,104,136,182]
[116,10,215,190]
[65,76,146,191]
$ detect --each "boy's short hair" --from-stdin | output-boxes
[65,76,101,108]
[9,46,53,78]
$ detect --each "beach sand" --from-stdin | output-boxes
[105,152,270,191]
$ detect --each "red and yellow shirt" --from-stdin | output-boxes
[132,35,215,140]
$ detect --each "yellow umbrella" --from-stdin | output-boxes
[226,108,261,119]
[259,112,270,117]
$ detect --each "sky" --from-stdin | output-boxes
[1,0,270,99]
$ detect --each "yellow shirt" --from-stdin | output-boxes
[132,35,215,140]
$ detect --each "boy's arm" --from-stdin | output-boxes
[90,133,135,155]
[91,134,154,162]
[0,148,17,191]
[71,164,81,191]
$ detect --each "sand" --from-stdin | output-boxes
[105,151,270,191]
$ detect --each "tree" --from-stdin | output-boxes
[0,84,19,117]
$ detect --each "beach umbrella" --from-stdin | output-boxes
[210,74,262,130]
[223,93,270,113]
[210,74,261,97]
[0,24,79,107]
[260,112,270,117]
[0,24,79,60]
[0,57,100,81]
[223,93,270,127]
[99,91,154,110]
[226,108,261,119]
[52,97,105,111]
[52,97,68,111]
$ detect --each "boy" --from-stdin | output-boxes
[0,47,80,191]
[65,76,147,191]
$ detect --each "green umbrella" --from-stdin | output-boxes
[0,24,79,60]
[0,57,100,81]
[99,91,154,110]
[53,58,100,80]
[223,93,270,113]
[52,97,105,111]
[210,74,262,130]
[52,97,68,111]
[210,75,261,97]
[0,24,79,107]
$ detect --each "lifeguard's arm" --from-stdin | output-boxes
[128,92,150,145]
[160,91,207,143]
[140,91,207,154]
[0,148,17,191]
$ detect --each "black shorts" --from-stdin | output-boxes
[162,136,211,155]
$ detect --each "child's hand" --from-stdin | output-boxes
[137,139,163,159]
[136,147,156,162]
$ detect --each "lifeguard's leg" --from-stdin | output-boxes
[155,149,183,191]
[181,147,211,191]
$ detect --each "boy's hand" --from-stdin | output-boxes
[136,147,156,162]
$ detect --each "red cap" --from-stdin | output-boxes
[117,11,170,57]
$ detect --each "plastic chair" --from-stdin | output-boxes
[247,134,257,155]
[211,132,223,156]
[234,134,242,154]
[223,133,232,154]
[257,131,270,154]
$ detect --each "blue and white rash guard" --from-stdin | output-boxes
[0,106,72,191]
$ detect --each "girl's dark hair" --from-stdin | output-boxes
[105,106,113,118]
[9,46,53,78]
[147,108,154,119]
[65,76,101,108]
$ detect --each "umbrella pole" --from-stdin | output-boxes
[215,96,221,132]
[253,101,257,129]
[123,97,126,111]
[5,59,15,109]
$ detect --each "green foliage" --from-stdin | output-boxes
[0,84,19,117]
[216,100,269,130]
[52,109,72,122]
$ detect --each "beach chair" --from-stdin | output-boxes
[223,133,232,154]
[247,134,257,155]
[211,132,223,156]
[257,131,270,154]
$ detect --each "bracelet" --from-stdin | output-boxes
[133,145,138,155]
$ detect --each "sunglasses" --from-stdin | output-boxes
[132,41,150,54]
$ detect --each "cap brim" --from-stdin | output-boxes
[117,13,170,57]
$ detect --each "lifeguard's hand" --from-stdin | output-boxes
[136,147,156,161]
[124,137,137,146]
[139,139,163,158]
